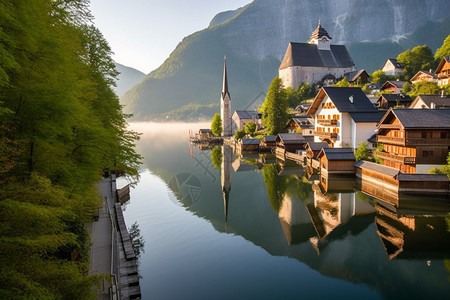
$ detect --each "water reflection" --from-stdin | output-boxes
[128,122,450,299]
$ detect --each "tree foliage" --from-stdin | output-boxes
[335,76,350,87]
[430,152,450,179]
[434,35,450,62]
[211,113,222,136]
[244,121,257,136]
[234,129,246,141]
[408,81,440,98]
[355,142,370,161]
[0,0,142,297]
[370,70,389,84]
[285,82,315,107]
[261,77,288,135]
[397,45,434,79]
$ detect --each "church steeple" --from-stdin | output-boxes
[220,56,232,136]
[308,20,332,50]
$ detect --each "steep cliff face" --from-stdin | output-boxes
[122,0,450,120]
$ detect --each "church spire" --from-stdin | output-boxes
[222,56,229,97]
[220,56,232,136]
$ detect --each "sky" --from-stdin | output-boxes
[90,0,252,74]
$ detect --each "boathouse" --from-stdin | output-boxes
[238,138,260,152]
[318,148,356,175]
[305,142,329,159]
[199,129,213,139]
[276,133,307,153]
[261,135,276,149]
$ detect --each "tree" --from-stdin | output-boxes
[355,141,370,161]
[285,82,315,107]
[335,76,350,87]
[211,113,222,136]
[261,77,288,135]
[430,152,450,179]
[397,45,434,79]
[408,81,440,98]
[244,121,257,136]
[402,81,411,93]
[234,129,246,141]
[370,70,388,84]
[434,35,450,62]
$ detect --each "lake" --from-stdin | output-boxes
[118,122,449,300]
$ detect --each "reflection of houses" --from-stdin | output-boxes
[410,70,437,84]
[279,21,355,88]
[231,158,258,172]
[409,94,450,109]
[307,87,382,148]
[381,58,404,76]
[231,110,262,134]
[374,201,450,260]
[319,174,355,193]
[380,80,407,94]
[435,56,450,86]
[375,108,450,173]
[318,148,356,175]
[286,116,315,141]
[377,93,413,109]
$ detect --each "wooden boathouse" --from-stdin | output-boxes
[318,148,356,175]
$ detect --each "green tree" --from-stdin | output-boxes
[211,146,222,170]
[355,141,370,161]
[434,35,450,62]
[430,152,450,179]
[335,76,350,87]
[244,121,257,136]
[370,70,388,84]
[402,81,411,93]
[211,113,222,136]
[234,129,246,141]
[285,82,315,107]
[397,45,434,79]
[409,81,440,98]
[261,77,288,135]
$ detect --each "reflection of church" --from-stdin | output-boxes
[221,145,232,228]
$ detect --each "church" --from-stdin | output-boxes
[279,21,356,88]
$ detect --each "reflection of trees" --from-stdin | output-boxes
[129,222,145,257]
[211,146,222,170]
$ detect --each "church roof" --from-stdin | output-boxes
[222,57,230,98]
[279,43,354,70]
[233,110,261,119]
[308,21,332,43]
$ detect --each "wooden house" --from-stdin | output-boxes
[276,133,307,153]
[261,135,276,149]
[381,58,404,76]
[306,87,383,148]
[410,70,437,84]
[286,116,315,140]
[305,142,329,159]
[380,80,407,94]
[340,69,370,85]
[199,129,213,139]
[295,104,311,115]
[318,148,356,175]
[435,56,450,87]
[375,108,450,173]
[409,94,450,109]
[231,110,262,134]
[238,138,260,152]
[377,93,413,109]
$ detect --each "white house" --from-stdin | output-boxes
[381,58,404,76]
[231,110,262,134]
[306,87,384,149]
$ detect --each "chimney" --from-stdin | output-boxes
[441,90,445,98]
[396,79,400,81]
[430,102,436,109]
[429,69,433,73]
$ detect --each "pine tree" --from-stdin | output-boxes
[261,77,288,135]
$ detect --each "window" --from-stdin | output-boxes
[441,132,447,139]
[421,132,427,139]
[422,150,433,157]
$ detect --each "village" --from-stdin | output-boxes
[192,22,450,200]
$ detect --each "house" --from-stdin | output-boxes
[279,21,356,88]
[231,110,262,134]
[381,58,404,76]
[305,142,329,159]
[380,80,407,94]
[285,116,315,141]
[306,87,383,148]
[377,93,413,109]
[199,129,213,139]
[340,69,370,85]
[375,108,450,173]
[276,133,307,153]
[435,56,450,86]
[409,94,450,109]
[318,148,356,175]
[410,70,438,84]
[261,135,276,149]
[295,104,311,115]
[237,138,260,152]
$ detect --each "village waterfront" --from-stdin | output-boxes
[117,122,449,300]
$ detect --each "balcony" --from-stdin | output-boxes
[378,124,402,130]
[314,131,337,139]
[317,119,338,126]
[378,135,450,146]
[375,151,416,165]
[377,135,405,146]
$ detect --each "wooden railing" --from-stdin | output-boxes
[378,124,402,130]
[377,135,405,146]
[404,138,450,145]
[375,151,416,165]
[317,119,338,126]
[314,131,337,139]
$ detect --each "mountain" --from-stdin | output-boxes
[114,62,145,97]
[122,0,450,121]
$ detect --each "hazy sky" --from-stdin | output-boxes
[90,0,252,74]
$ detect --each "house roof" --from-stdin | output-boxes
[354,160,400,177]
[276,133,306,144]
[199,129,212,133]
[377,93,413,104]
[308,20,332,42]
[435,56,450,74]
[306,142,329,151]
[287,116,314,128]
[397,173,448,182]
[279,42,354,70]
[349,112,385,123]
[342,69,369,82]
[233,110,262,119]
[262,135,276,142]
[318,148,355,161]
[240,138,260,145]
[307,87,377,115]
[382,58,403,70]
[368,133,377,143]
[380,80,407,90]
[410,94,450,108]
[410,70,438,82]
[378,108,450,129]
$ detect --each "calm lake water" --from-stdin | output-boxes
[118,122,449,300]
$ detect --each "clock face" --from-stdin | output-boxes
[321,37,327,42]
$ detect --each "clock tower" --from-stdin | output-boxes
[308,20,332,51]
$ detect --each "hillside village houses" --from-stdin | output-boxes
[435,56,450,86]
[380,58,404,76]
